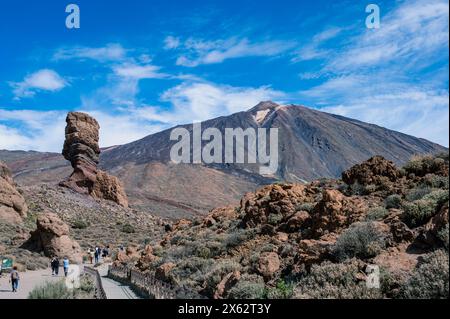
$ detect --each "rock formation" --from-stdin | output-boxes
[60,112,128,207]
[342,156,400,186]
[0,161,28,223]
[22,212,82,263]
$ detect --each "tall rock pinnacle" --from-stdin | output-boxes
[60,112,129,207]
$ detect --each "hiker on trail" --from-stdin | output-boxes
[94,248,99,264]
[63,257,70,277]
[10,266,19,292]
[54,257,60,275]
[51,257,58,276]
[89,249,94,264]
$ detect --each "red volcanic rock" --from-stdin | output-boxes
[60,112,128,207]
[342,156,401,186]
[257,252,280,278]
[214,271,241,299]
[310,189,367,237]
[22,212,82,263]
[0,161,28,223]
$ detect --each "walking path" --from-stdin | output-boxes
[96,263,140,299]
[0,263,139,299]
[0,268,62,299]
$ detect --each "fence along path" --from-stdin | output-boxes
[108,264,204,299]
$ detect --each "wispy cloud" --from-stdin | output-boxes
[10,69,67,99]
[53,43,127,62]
[292,27,342,62]
[174,37,296,67]
[112,63,168,80]
[164,36,181,50]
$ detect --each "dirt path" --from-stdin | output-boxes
[0,268,61,299]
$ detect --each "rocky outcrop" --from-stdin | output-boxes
[342,156,400,186]
[22,212,82,263]
[214,271,241,299]
[155,262,176,282]
[241,184,318,228]
[0,161,28,223]
[60,112,128,207]
[257,252,280,278]
[310,189,367,237]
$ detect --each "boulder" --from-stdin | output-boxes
[0,161,28,223]
[155,262,176,282]
[22,212,82,263]
[214,271,241,299]
[310,189,367,237]
[59,112,128,207]
[342,156,400,186]
[240,184,318,228]
[257,252,280,278]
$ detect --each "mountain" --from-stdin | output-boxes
[1,102,446,218]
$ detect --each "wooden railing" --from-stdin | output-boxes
[108,265,204,299]
[83,266,107,299]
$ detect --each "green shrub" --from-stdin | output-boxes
[438,224,449,250]
[294,260,382,299]
[228,275,266,299]
[403,155,445,177]
[121,224,135,234]
[402,191,447,228]
[366,207,389,221]
[385,194,402,209]
[71,219,89,229]
[349,183,365,195]
[224,229,255,249]
[266,280,294,299]
[423,174,449,189]
[79,275,95,294]
[296,203,315,213]
[268,213,283,225]
[399,250,449,299]
[28,281,70,299]
[405,187,431,201]
[332,222,386,261]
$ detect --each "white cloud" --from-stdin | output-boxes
[156,81,285,123]
[164,36,181,50]
[113,63,167,80]
[175,37,296,67]
[53,43,127,62]
[292,27,342,62]
[329,0,449,71]
[321,89,449,147]
[10,69,67,99]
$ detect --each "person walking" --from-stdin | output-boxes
[10,266,20,292]
[54,257,60,275]
[89,249,94,264]
[50,257,57,275]
[63,257,70,277]
[94,248,99,264]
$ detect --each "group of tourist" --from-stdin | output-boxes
[87,246,110,264]
[50,256,70,277]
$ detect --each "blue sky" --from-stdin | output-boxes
[0,0,448,151]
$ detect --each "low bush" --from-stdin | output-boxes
[266,280,294,299]
[227,274,266,299]
[366,207,389,221]
[28,281,70,299]
[385,194,402,209]
[71,219,89,229]
[405,187,432,201]
[294,260,382,299]
[402,190,447,227]
[332,222,386,261]
[399,250,449,299]
[121,224,135,234]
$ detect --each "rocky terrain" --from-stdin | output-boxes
[115,153,449,299]
[0,161,28,224]
[1,102,446,218]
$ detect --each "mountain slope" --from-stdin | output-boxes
[1,102,446,218]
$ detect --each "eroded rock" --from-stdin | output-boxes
[59,112,128,207]
[0,161,28,223]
